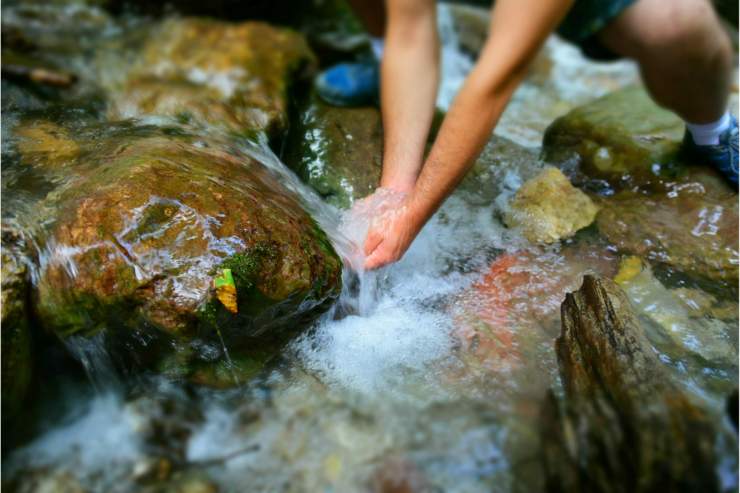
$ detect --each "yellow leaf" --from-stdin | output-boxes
[213,268,238,313]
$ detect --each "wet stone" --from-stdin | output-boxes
[284,93,383,209]
[597,167,739,284]
[107,18,316,139]
[614,256,737,367]
[503,166,599,244]
[1,223,33,423]
[458,134,542,206]
[33,125,342,385]
[542,86,684,188]
[15,120,80,172]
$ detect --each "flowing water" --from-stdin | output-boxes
[2,3,738,492]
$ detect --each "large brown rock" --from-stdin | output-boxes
[107,18,316,139]
[33,124,342,383]
[540,276,719,493]
[284,93,383,208]
[596,168,738,284]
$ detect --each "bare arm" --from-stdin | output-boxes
[365,0,574,268]
[379,0,439,193]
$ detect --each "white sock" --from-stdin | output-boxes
[370,37,384,61]
[686,112,731,146]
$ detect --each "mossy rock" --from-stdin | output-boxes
[33,124,342,384]
[542,86,685,188]
[284,92,383,209]
[107,18,317,139]
[1,224,33,423]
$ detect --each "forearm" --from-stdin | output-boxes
[406,0,573,226]
[407,68,522,225]
[380,1,439,193]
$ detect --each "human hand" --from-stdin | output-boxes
[363,198,423,270]
[339,187,409,271]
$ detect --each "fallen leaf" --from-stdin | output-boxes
[214,268,238,313]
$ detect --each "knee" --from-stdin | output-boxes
[645,0,733,69]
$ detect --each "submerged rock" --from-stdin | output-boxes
[108,18,316,139]
[33,125,342,384]
[542,86,684,187]
[613,256,737,366]
[541,276,719,493]
[1,224,33,423]
[284,93,382,208]
[504,166,599,244]
[452,240,618,378]
[597,168,739,283]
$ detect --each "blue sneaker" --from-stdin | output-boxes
[682,115,739,187]
[315,61,379,107]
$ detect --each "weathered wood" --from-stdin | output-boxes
[541,276,719,493]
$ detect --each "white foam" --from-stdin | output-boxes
[298,300,453,394]
[294,187,526,397]
[9,393,142,474]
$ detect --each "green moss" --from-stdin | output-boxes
[197,245,277,331]
[220,246,269,292]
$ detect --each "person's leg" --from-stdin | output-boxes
[597,0,733,124]
[315,0,386,106]
[595,0,737,184]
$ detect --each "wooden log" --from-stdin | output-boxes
[540,275,719,493]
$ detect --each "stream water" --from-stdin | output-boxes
[2,3,738,492]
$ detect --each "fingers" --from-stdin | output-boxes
[364,247,389,270]
[364,229,383,256]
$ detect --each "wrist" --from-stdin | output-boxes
[405,190,431,232]
[379,177,416,195]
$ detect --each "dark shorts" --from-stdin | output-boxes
[556,0,638,60]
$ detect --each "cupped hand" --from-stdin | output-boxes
[363,202,423,270]
[339,187,409,270]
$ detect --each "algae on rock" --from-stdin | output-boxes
[284,93,383,208]
[542,86,685,187]
[32,125,342,384]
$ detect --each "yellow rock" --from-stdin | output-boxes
[614,256,644,285]
[504,166,599,244]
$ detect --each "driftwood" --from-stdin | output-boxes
[540,276,718,493]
